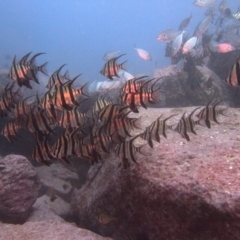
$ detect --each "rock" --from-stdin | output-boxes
[36,163,79,202]
[27,206,64,223]
[29,195,72,221]
[152,64,232,108]
[208,50,240,81]
[0,155,40,223]
[0,220,113,240]
[71,107,240,240]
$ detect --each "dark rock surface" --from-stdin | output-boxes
[153,65,233,108]
[71,107,240,240]
[36,163,80,201]
[0,155,41,223]
[0,220,113,240]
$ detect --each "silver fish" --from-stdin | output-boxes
[134,46,151,61]
[103,50,120,61]
[194,15,213,36]
[178,12,192,31]
[182,37,198,54]
[171,32,185,57]
[157,29,182,42]
[194,0,217,7]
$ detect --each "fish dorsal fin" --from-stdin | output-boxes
[28,52,45,65]
[56,64,66,74]
[19,52,32,65]
[64,74,82,87]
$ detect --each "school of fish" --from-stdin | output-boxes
[1,1,240,169]
[0,47,234,169]
[157,0,240,59]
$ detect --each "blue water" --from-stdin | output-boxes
[0,0,239,82]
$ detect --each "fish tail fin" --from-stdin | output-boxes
[169,123,177,132]
[138,144,153,156]
[38,62,48,76]
[151,89,162,103]
[79,82,90,98]
[131,117,142,130]
[195,119,211,129]
[219,107,228,117]
[119,61,127,71]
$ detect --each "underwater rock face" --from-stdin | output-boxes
[36,163,79,202]
[153,65,232,108]
[0,220,113,240]
[71,107,240,240]
[0,155,40,223]
[27,203,65,223]
[30,195,72,221]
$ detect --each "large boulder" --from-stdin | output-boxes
[0,155,41,223]
[29,195,72,222]
[0,220,113,240]
[36,163,80,202]
[71,107,240,240]
[152,65,232,108]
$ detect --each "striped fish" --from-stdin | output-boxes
[121,92,143,113]
[173,107,201,141]
[3,82,20,103]
[105,110,140,138]
[8,53,48,89]
[37,90,53,110]
[196,99,227,128]
[121,78,162,112]
[13,95,33,119]
[8,55,31,88]
[51,75,89,110]
[121,76,149,94]
[51,126,83,163]
[115,134,147,169]
[35,90,61,121]
[0,82,19,117]
[92,94,112,114]
[25,106,58,138]
[31,133,54,166]
[140,114,176,148]
[58,107,87,130]
[98,103,129,123]
[46,64,68,90]
[75,142,102,165]
[100,54,127,80]
[139,81,162,104]
[225,57,240,87]
[90,126,114,153]
[0,119,22,143]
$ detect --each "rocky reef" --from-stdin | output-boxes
[71,107,240,240]
[0,155,40,223]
